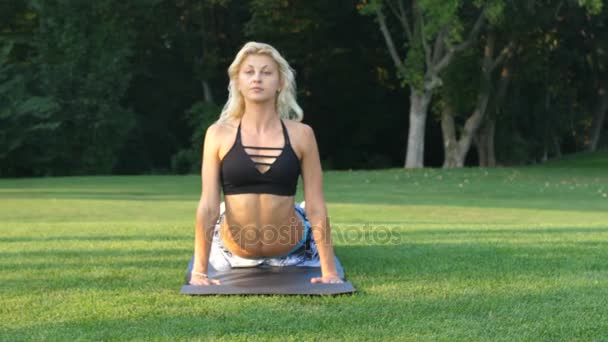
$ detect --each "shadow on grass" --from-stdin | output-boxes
[3,226,606,246]
[338,242,608,280]
[2,172,608,212]
[0,235,190,243]
[0,247,188,260]
[0,190,192,201]
[0,247,190,292]
[2,227,607,293]
[1,279,606,340]
[330,226,608,242]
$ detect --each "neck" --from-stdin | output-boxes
[241,101,281,133]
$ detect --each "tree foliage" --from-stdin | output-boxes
[1,0,607,176]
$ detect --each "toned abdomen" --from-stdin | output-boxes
[220,193,305,258]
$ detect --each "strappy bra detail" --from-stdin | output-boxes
[220,119,301,196]
[242,146,283,150]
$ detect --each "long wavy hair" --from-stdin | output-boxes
[216,42,303,123]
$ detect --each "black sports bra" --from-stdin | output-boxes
[220,119,301,196]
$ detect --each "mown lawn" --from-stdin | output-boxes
[1,153,607,340]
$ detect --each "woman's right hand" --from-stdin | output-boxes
[189,273,221,286]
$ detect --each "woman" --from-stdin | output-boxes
[189,41,343,286]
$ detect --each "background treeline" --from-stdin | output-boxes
[1,0,606,177]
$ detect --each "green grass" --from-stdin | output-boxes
[1,154,607,341]
[539,151,608,169]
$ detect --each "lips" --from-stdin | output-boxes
[251,87,264,91]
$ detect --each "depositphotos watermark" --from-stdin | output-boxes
[218,216,401,247]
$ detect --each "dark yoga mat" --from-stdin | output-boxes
[181,256,356,295]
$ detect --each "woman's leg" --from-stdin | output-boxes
[205,201,232,271]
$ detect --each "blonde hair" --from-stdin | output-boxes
[217,41,303,123]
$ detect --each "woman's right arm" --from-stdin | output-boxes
[190,123,222,286]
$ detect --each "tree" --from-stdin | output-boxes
[359,0,494,168]
[439,28,513,168]
[145,0,244,174]
[442,0,605,167]
[245,0,408,169]
[0,1,60,177]
[568,4,608,151]
[492,0,605,164]
[15,0,140,175]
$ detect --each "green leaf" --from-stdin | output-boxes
[577,0,603,14]
[357,0,382,16]
[15,96,59,116]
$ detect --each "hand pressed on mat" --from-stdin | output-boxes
[189,273,221,286]
[310,274,344,284]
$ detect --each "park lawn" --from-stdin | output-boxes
[1,154,607,340]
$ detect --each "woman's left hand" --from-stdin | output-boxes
[310,274,344,284]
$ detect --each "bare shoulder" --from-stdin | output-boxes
[283,119,314,140]
[205,119,241,161]
[206,119,239,142]
[283,119,316,159]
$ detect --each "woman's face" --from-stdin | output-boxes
[237,54,281,103]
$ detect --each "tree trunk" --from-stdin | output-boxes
[552,134,562,158]
[486,118,496,166]
[373,4,487,169]
[589,87,608,152]
[475,125,488,167]
[441,105,486,168]
[405,89,432,168]
[202,80,214,104]
[441,33,497,168]
[442,84,490,168]
[475,117,496,167]
[476,64,510,167]
[441,105,464,168]
[541,144,548,162]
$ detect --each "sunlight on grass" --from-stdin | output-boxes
[1,159,607,340]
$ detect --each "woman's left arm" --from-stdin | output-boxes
[299,123,344,284]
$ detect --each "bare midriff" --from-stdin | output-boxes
[220,193,305,258]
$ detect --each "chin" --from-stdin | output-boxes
[246,94,275,103]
